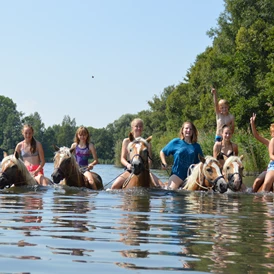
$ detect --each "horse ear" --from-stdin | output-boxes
[129,132,134,142]
[240,155,244,161]
[146,136,152,143]
[198,154,205,163]
[14,151,20,159]
[3,151,8,158]
[53,145,60,152]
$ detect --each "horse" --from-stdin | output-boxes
[122,133,159,189]
[222,155,246,192]
[0,152,37,189]
[51,146,103,190]
[182,156,227,193]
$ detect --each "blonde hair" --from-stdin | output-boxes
[74,126,91,145]
[179,121,198,143]
[218,99,229,108]
[270,124,274,133]
[131,118,144,128]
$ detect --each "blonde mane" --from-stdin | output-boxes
[183,156,218,190]
[54,146,77,168]
[1,154,36,185]
[53,146,83,185]
[223,155,242,170]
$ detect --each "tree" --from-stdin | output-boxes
[0,96,22,152]
[57,115,77,147]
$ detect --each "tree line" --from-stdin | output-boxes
[1,0,273,173]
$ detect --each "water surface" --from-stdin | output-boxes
[0,164,273,274]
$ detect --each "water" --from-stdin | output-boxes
[0,163,273,274]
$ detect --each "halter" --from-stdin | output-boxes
[196,161,225,191]
[122,152,151,189]
[227,172,243,191]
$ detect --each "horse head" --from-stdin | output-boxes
[0,151,35,189]
[127,132,152,176]
[51,145,76,184]
[199,155,227,193]
[223,155,244,192]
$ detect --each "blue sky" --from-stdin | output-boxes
[0,0,225,129]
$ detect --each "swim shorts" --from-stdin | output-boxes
[215,135,222,142]
[26,165,44,175]
[267,161,274,171]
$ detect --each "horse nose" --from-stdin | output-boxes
[218,179,228,193]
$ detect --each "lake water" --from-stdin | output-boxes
[0,163,273,274]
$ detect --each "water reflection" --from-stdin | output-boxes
[118,192,150,257]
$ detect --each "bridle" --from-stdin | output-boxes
[227,172,243,191]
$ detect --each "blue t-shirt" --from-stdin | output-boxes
[162,138,204,180]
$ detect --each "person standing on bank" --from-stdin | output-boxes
[15,124,52,186]
[160,121,204,190]
[70,126,99,190]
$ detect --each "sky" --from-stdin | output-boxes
[0,0,225,129]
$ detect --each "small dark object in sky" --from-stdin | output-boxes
[92,76,94,78]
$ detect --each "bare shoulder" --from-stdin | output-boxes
[15,141,23,151]
[214,141,222,149]
[36,141,43,149]
[88,142,95,149]
[122,138,130,146]
[70,142,77,149]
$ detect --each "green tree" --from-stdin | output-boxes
[57,115,76,147]
[0,96,22,153]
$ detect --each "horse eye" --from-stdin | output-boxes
[206,168,212,173]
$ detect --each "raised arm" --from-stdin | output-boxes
[211,87,220,114]
[250,113,269,146]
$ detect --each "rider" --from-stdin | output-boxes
[160,121,204,190]
[250,113,270,192]
[15,124,52,186]
[213,125,238,169]
[70,126,99,190]
[211,87,235,142]
[111,118,162,189]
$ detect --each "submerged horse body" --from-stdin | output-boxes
[0,152,37,189]
[182,156,227,193]
[51,146,103,190]
[122,133,159,189]
[223,155,246,192]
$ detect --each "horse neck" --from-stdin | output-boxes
[65,165,86,187]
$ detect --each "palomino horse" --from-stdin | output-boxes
[222,155,246,192]
[51,146,103,190]
[182,156,227,193]
[0,152,37,189]
[122,133,159,189]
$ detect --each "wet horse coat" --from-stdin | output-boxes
[182,156,227,193]
[122,133,157,189]
[51,146,103,190]
[0,152,37,189]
